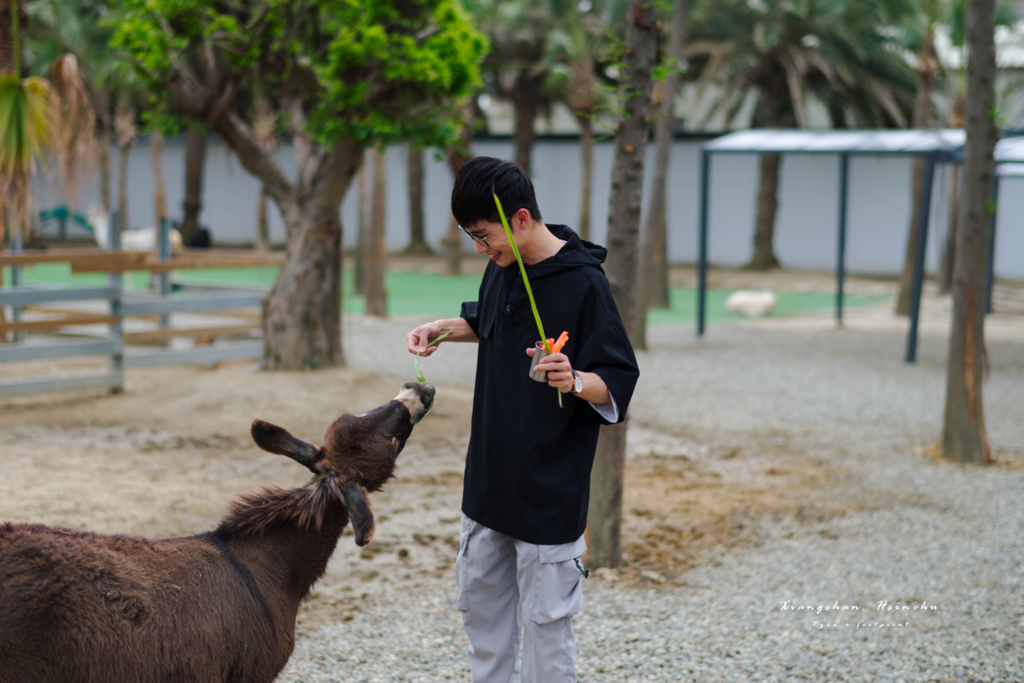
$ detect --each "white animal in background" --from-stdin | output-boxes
[725,290,777,318]
[87,207,183,253]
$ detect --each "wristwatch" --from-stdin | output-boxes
[571,369,584,395]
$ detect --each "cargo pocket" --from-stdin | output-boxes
[531,536,587,625]
[455,514,474,611]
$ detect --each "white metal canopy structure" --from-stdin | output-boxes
[696,129,1022,363]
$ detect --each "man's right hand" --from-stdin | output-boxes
[407,321,444,357]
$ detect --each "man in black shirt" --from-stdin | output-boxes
[406,157,639,683]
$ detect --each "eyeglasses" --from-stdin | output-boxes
[459,214,514,249]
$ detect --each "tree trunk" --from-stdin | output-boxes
[644,0,687,304]
[896,32,939,314]
[255,186,270,251]
[0,0,23,76]
[587,0,658,570]
[262,210,345,370]
[939,165,960,294]
[404,144,432,255]
[512,70,540,174]
[150,131,166,228]
[577,114,593,242]
[117,140,131,231]
[97,103,112,212]
[634,0,689,348]
[746,153,782,270]
[355,151,369,295]
[895,156,926,314]
[445,103,474,276]
[257,135,363,370]
[180,128,206,243]
[942,0,996,464]
[365,146,388,318]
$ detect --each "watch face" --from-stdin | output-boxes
[574,374,584,394]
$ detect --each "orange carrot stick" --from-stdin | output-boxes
[552,331,569,353]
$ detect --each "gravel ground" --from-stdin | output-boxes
[277,313,1024,683]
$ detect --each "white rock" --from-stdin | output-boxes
[725,290,777,318]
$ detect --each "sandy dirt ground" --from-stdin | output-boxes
[1,264,1021,636]
[0,362,835,635]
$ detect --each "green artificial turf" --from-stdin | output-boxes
[646,287,888,326]
[3,264,886,325]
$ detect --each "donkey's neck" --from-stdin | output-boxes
[214,480,352,601]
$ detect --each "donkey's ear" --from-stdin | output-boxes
[251,420,322,469]
[341,480,375,546]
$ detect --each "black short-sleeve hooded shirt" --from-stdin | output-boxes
[459,224,640,545]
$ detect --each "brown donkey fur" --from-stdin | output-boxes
[0,382,435,683]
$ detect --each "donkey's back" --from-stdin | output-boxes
[0,522,290,683]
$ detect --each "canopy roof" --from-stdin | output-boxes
[702,129,966,155]
[997,163,1024,177]
[704,129,1024,161]
[996,136,1024,163]
[696,128,1020,363]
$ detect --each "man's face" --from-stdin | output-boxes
[463,216,520,267]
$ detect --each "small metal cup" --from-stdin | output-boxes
[528,341,551,382]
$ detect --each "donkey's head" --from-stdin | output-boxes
[249,382,435,546]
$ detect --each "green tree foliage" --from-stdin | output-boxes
[465,0,625,173]
[687,0,917,269]
[112,0,486,148]
[1,1,94,234]
[110,0,486,370]
[542,0,624,241]
[688,0,916,130]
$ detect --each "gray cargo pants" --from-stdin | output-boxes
[455,513,587,683]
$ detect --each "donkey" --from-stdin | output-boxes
[0,382,435,683]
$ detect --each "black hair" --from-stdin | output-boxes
[451,157,542,230]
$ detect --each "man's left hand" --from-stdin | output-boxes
[526,348,575,393]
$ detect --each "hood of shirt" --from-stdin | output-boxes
[518,224,607,281]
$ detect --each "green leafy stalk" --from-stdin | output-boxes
[494,193,550,353]
[493,192,562,408]
[414,329,452,382]
[414,329,452,415]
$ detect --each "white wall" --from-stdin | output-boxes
[30,134,1024,281]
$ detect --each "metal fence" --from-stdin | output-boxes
[1,212,279,398]
[0,213,128,398]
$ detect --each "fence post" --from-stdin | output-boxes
[159,218,171,329]
[108,211,125,393]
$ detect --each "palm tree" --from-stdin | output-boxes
[444,100,475,276]
[942,0,997,463]
[365,145,388,317]
[179,126,205,243]
[1,0,94,238]
[894,0,943,315]
[588,0,659,570]
[26,0,119,213]
[635,0,689,349]
[252,97,276,251]
[466,0,569,174]
[543,1,618,242]
[687,0,917,269]
[900,0,1016,299]
[355,149,368,293]
[113,98,136,230]
[404,144,433,255]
